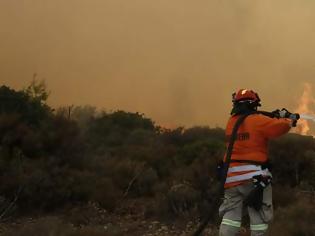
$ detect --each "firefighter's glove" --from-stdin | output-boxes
[244,175,272,211]
[271,109,281,118]
[279,108,300,127]
[291,118,299,127]
[289,111,300,127]
[279,108,289,118]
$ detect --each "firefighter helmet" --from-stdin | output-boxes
[232,89,261,105]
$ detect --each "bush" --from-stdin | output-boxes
[1,82,315,228]
[89,177,122,211]
[136,167,159,196]
[270,134,315,187]
[270,200,315,235]
[167,183,201,217]
[272,185,298,209]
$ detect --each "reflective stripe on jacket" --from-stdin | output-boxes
[224,113,291,188]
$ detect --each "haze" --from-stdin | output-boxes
[1,0,315,127]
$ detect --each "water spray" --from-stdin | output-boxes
[300,114,315,122]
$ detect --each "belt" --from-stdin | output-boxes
[226,168,272,184]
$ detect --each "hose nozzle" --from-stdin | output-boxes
[288,113,300,121]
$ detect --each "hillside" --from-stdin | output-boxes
[0,83,314,235]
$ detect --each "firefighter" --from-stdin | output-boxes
[219,89,299,236]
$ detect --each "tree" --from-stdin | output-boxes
[0,83,51,126]
[0,82,53,160]
[86,111,156,151]
[24,76,50,105]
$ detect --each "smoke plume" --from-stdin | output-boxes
[1,0,315,127]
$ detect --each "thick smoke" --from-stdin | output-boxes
[1,0,315,127]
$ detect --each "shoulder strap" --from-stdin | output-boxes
[220,112,253,190]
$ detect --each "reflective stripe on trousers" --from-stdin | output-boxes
[219,183,273,236]
[251,224,268,231]
[221,218,241,228]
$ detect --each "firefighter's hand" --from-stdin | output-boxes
[279,108,300,126]
[271,109,280,118]
[279,108,290,118]
[291,114,300,127]
[291,119,298,127]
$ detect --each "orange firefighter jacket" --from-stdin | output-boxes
[224,113,292,188]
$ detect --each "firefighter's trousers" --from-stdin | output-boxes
[219,183,273,236]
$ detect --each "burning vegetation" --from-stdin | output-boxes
[295,83,315,137]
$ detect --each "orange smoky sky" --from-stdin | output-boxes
[1,0,315,127]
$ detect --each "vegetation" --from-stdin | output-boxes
[0,82,314,235]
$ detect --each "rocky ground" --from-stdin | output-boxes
[0,199,221,236]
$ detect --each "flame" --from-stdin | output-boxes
[295,83,315,136]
